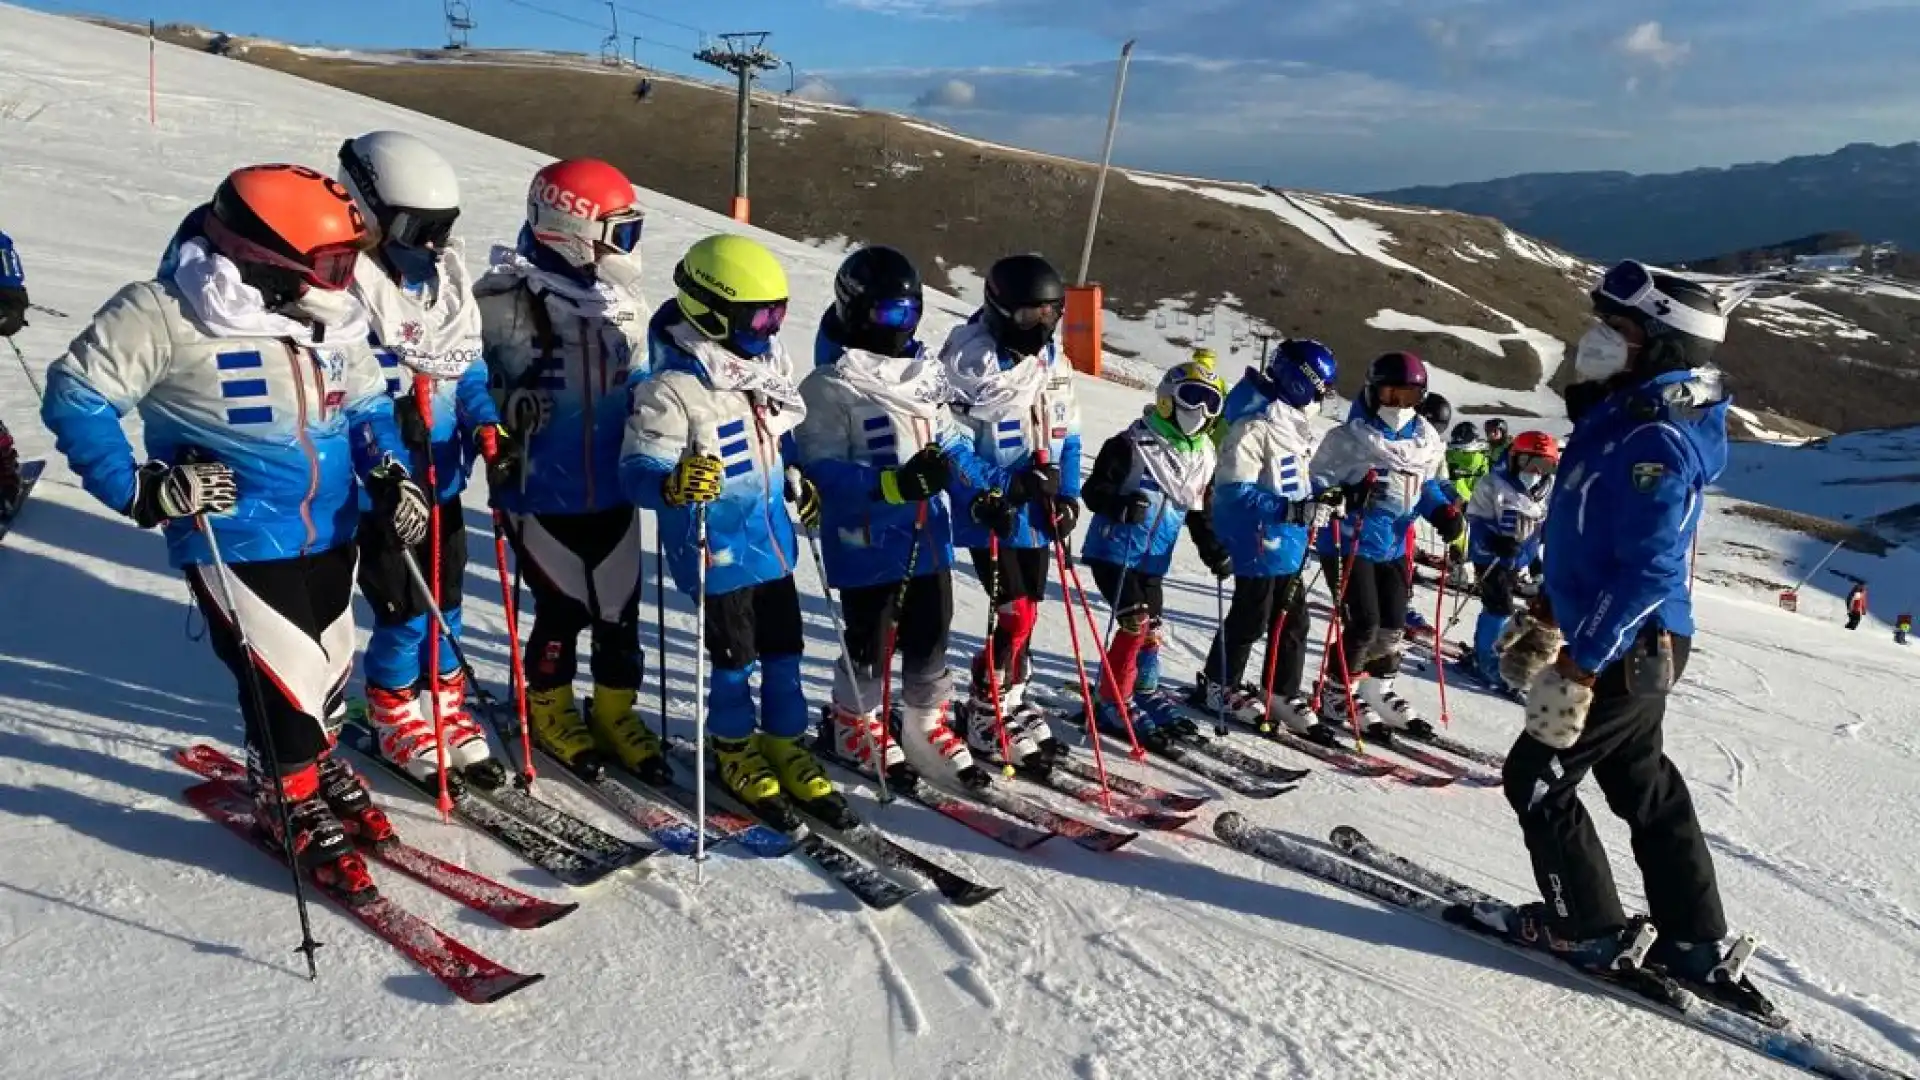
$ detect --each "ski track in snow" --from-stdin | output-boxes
[2,7,1920,1079]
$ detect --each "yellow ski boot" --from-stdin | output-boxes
[756,732,854,828]
[526,685,601,776]
[586,686,672,784]
[712,736,782,807]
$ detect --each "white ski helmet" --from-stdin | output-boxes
[337,130,461,250]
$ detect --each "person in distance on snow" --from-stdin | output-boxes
[337,130,511,785]
[622,233,848,820]
[1189,339,1336,736]
[1306,351,1466,743]
[1476,259,1764,1013]
[1079,360,1231,747]
[795,245,1005,788]
[40,164,420,902]
[476,157,656,782]
[1460,430,1558,694]
[1846,582,1866,630]
[0,229,27,516]
[939,253,1083,769]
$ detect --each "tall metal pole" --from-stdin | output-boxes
[733,66,752,210]
[1076,39,1136,286]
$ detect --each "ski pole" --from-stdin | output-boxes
[491,510,536,787]
[979,529,1020,778]
[654,524,669,746]
[197,513,323,980]
[1259,516,1324,732]
[1212,576,1229,737]
[412,375,452,821]
[1312,518,1363,712]
[874,494,929,804]
[1050,540,1117,809]
[1434,555,1452,728]
[802,521,893,804]
[28,302,68,319]
[6,338,43,402]
[692,496,709,881]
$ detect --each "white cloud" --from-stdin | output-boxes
[1619,21,1691,68]
[792,77,858,106]
[913,78,978,108]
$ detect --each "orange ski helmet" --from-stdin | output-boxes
[203,163,368,306]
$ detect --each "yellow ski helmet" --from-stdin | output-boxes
[1189,347,1217,371]
[674,234,791,357]
[1154,360,1226,437]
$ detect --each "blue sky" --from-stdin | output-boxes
[23,0,1920,190]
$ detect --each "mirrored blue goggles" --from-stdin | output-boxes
[597,209,645,254]
[870,296,922,330]
[1598,259,1652,307]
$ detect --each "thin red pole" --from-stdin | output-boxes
[981,533,1020,776]
[493,510,536,787]
[1054,542,1118,810]
[413,375,451,820]
[1434,556,1452,728]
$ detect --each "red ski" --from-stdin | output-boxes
[176,745,576,931]
[184,780,543,1003]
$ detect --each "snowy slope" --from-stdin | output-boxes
[4,7,1920,1080]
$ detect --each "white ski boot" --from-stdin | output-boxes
[826,703,912,784]
[899,701,990,790]
[1359,675,1435,739]
[430,670,499,771]
[963,696,1041,769]
[1271,695,1322,736]
[1188,675,1266,727]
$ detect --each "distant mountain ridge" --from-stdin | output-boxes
[1370,142,1920,264]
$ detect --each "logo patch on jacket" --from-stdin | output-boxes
[1631,461,1666,492]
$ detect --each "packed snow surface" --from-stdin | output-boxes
[2,7,1919,1079]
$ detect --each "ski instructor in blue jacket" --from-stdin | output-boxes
[1464,260,1771,1019]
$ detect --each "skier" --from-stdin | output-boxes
[1895,613,1910,644]
[940,253,1082,767]
[1445,421,1491,500]
[622,233,850,821]
[40,164,417,898]
[796,245,1002,784]
[1308,351,1465,742]
[1080,360,1230,745]
[1483,416,1511,466]
[1846,582,1867,630]
[337,131,506,782]
[475,158,655,781]
[1463,431,1558,692]
[1189,339,1337,734]
[1418,392,1452,434]
[1477,259,1764,1014]
[0,230,24,516]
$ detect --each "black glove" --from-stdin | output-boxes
[1486,532,1520,560]
[1284,499,1321,527]
[396,393,432,451]
[1432,502,1464,543]
[969,489,1017,540]
[1006,464,1061,506]
[1114,491,1151,526]
[366,460,431,547]
[1048,495,1080,538]
[1312,486,1348,511]
[0,286,25,339]
[880,444,950,504]
[127,458,238,529]
[1201,544,1233,580]
[786,467,821,531]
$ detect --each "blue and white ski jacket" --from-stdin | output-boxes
[41,216,405,568]
[1466,464,1550,570]
[1210,374,1322,577]
[622,305,802,599]
[1545,369,1730,674]
[473,236,650,516]
[793,325,1002,590]
[1080,414,1221,577]
[1309,401,1452,563]
[937,317,1083,551]
[0,231,23,290]
[352,245,499,505]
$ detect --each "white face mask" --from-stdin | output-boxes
[1573,322,1632,382]
[1377,405,1416,431]
[1174,406,1211,437]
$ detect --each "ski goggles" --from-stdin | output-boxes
[203,211,363,291]
[1596,259,1654,309]
[384,206,460,252]
[1171,379,1224,417]
[1592,259,1726,342]
[595,207,645,255]
[1372,383,1426,408]
[1001,299,1063,331]
[869,296,923,331]
[1513,452,1557,481]
[738,298,788,339]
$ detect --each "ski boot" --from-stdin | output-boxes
[757,731,857,829]
[254,760,377,906]
[1452,902,1660,976]
[897,702,991,791]
[586,686,673,786]
[315,748,395,848]
[1133,690,1199,743]
[526,684,605,780]
[1267,696,1322,738]
[1188,674,1265,728]
[1649,935,1782,1025]
[365,682,447,784]
[432,671,507,789]
[1096,697,1170,753]
[823,702,917,788]
[1358,676,1436,740]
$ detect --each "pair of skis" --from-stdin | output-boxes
[174,744,554,1004]
[1215,816,1915,1080]
[1024,684,1307,800]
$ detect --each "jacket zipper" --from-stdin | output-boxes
[286,342,321,554]
[580,318,595,507]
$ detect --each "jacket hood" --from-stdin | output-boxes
[1580,367,1731,484]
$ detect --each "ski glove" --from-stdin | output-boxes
[1497,610,1563,692]
[969,489,1017,540]
[1113,492,1152,526]
[396,392,433,451]
[125,459,238,528]
[475,423,520,489]
[1524,655,1594,750]
[1201,544,1233,580]
[663,453,724,507]
[1485,532,1520,560]
[786,466,821,531]
[1006,463,1061,506]
[1431,502,1464,543]
[878,444,950,504]
[1047,495,1080,539]
[366,461,431,547]
[0,285,25,338]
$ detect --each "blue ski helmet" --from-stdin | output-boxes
[1265,338,1337,409]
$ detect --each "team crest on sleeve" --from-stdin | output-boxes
[1631,461,1666,492]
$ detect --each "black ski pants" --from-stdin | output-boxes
[507,507,643,692]
[1502,630,1726,943]
[836,571,953,714]
[1321,555,1410,678]
[1202,572,1310,699]
[187,543,359,775]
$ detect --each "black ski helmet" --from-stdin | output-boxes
[830,245,923,358]
[983,253,1066,355]
[1484,416,1509,442]
[1449,420,1483,449]
[1590,260,1728,376]
[1418,391,1453,432]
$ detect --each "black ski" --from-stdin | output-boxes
[0,459,45,544]
[1014,762,1199,830]
[807,729,1056,852]
[1215,814,1915,1080]
[1027,686,1296,799]
[339,720,645,887]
